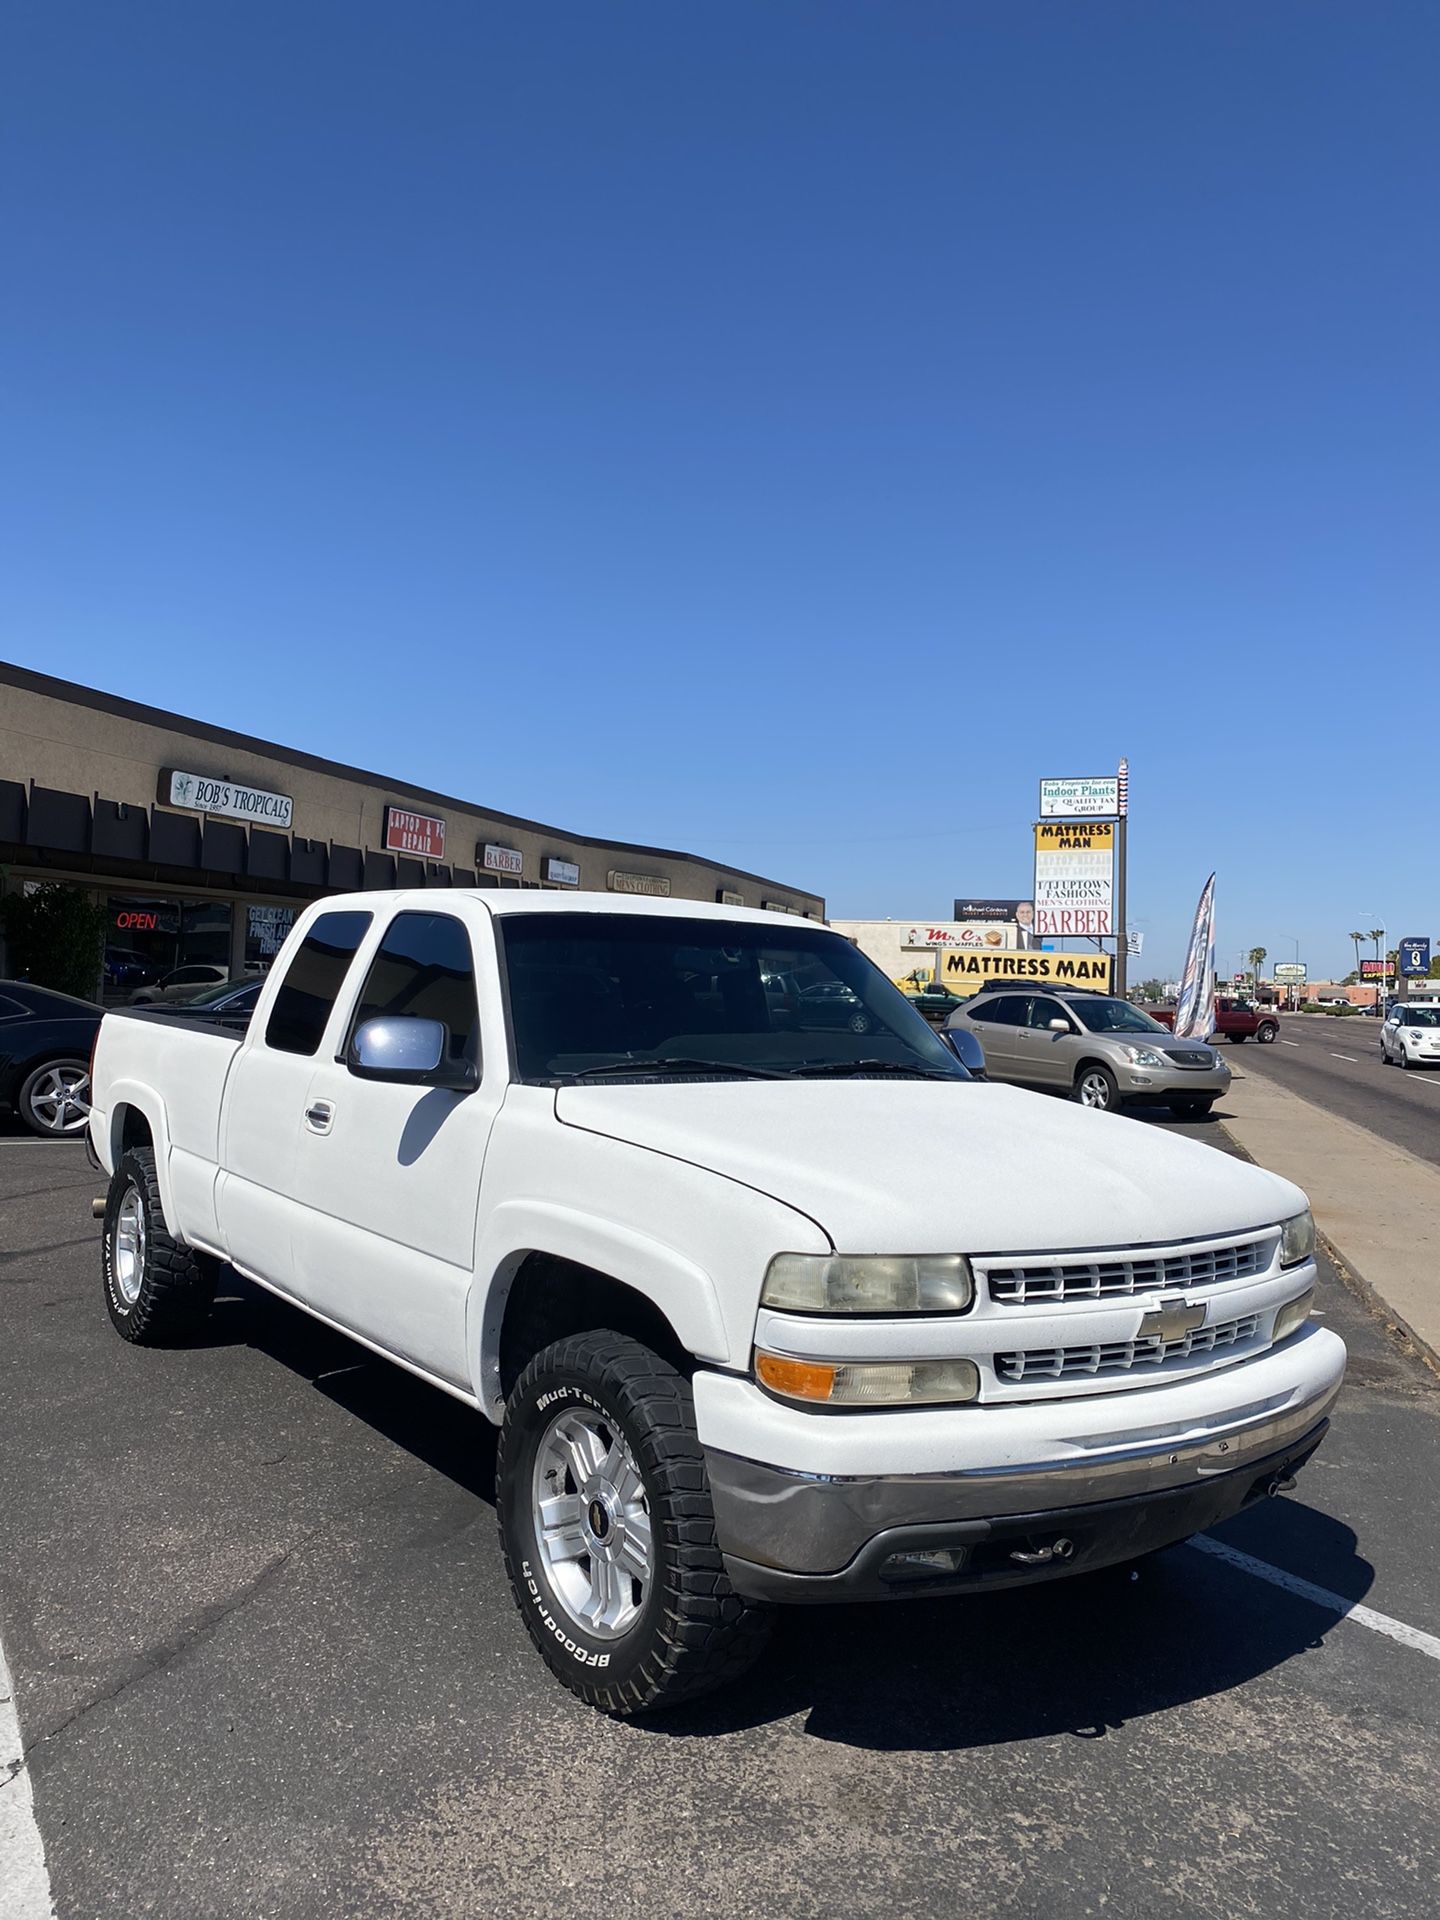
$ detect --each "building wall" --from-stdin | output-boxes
[831,918,1019,985]
[0,664,823,915]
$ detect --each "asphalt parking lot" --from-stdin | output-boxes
[3,1112,1439,1920]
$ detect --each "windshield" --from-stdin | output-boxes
[499,914,968,1081]
[1071,996,1170,1034]
[1401,1007,1440,1028]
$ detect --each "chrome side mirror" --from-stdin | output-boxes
[1048,1018,1071,1033]
[941,1025,986,1077]
[347,1016,477,1091]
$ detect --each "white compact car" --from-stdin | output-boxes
[1380,1000,1440,1068]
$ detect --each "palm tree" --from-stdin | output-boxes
[1370,928,1385,965]
[1248,946,1267,987]
[1349,930,1365,980]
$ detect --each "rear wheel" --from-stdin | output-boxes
[1074,1064,1119,1112]
[497,1331,770,1714]
[1229,1032,1248,1044]
[102,1147,216,1342]
[18,1057,91,1138]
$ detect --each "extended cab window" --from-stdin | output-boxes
[347,912,479,1064]
[264,911,373,1056]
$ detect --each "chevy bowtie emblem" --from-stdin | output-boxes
[1139,1297,1206,1342]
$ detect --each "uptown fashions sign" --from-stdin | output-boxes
[384,807,446,858]
[161,769,293,830]
[1033,822,1114,937]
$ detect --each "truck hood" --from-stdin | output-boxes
[554,1080,1304,1253]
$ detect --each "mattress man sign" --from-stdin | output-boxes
[1033,821,1114,937]
[939,950,1113,996]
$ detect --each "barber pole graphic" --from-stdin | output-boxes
[1173,872,1217,1041]
[1117,758,1129,818]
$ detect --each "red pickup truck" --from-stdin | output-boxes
[1148,998,1279,1044]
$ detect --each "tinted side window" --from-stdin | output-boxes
[264,911,373,1056]
[974,995,1020,1026]
[347,913,479,1064]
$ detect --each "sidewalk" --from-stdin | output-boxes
[1218,1065,1440,1368]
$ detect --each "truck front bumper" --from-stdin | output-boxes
[702,1330,1344,1603]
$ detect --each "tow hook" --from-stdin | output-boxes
[1267,1473,1297,1498]
[1009,1536,1076,1567]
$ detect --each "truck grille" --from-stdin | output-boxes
[1167,1048,1216,1068]
[986,1236,1271,1305]
[995,1313,1261,1384]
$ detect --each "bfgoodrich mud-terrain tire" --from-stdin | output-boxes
[497,1331,770,1714]
[102,1147,217,1343]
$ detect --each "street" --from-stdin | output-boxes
[1234,1015,1440,1167]
[3,1116,1438,1919]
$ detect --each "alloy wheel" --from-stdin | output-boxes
[26,1065,91,1136]
[532,1407,653,1640]
[112,1185,147,1306]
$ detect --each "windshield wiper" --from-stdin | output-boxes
[789,1058,960,1080]
[555,1057,793,1082]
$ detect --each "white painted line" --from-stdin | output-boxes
[1279,1040,1301,1047]
[0,1640,56,1919]
[1329,1053,1358,1063]
[1188,1536,1440,1663]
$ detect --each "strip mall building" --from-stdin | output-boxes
[0,664,823,1002]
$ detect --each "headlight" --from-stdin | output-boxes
[1279,1209,1315,1268]
[761,1253,974,1314]
[755,1351,980,1406]
[1121,1046,1169,1067]
[1273,1287,1314,1343]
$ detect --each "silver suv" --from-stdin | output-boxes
[947,986,1231,1117]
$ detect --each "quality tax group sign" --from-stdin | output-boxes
[1033,821,1114,937]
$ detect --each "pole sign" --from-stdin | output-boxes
[1033,822,1114,937]
[1274,962,1307,981]
[1360,959,1387,977]
[1399,937,1431,977]
[1038,776,1120,819]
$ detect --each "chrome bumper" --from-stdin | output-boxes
[708,1371,1341,1595]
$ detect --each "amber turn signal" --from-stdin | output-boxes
[754,1352,838,1401]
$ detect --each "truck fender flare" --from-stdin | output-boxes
[471,1200,730,1417]
[104,1083,179,1234]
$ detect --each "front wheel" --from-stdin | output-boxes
[1256,1022,1278,1043]
[102,1147,217,1342]
[497,1332,770,1715]
[1074,1064,1119,1111]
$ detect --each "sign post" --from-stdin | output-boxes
[1115,758,1128,997]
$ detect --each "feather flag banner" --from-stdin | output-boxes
[1173,873,1217,1041]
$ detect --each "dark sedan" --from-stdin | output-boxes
[0,981,103,1138]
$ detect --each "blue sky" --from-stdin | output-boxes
[4,4,1436,982]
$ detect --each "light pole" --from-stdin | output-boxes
[1280,934,1301,1011]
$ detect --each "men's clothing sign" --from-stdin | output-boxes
[1033,822,1114,937]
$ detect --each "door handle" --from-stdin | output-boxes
[304,1100,335,1134]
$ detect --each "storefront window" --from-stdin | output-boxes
[246,904,297,970]
[104,896,233,1004]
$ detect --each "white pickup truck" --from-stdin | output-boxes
[89,891,1345,1714]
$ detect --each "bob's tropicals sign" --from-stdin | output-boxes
[162,768,294,830]
[939,949,1113,996]
[1033,821,1114,937]
[1038,775,1120,819]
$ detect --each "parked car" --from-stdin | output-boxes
[950,983,1231,1117]
[895,976,970,1024]
[1379,1001,1440,1069]
[89,892,1341,1714]
[0,980,103,1137]
[762,969,878,1034]
[129,963,232,1006]
[104,947,159,996]
[153,978,264,1029]
[1148,998,1279,1044]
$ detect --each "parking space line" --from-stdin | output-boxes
[1188,1536,1440,1663]
[0,1640,56,1919]
[1279,1040,1301,1047]
[1329,1053,1358,1063]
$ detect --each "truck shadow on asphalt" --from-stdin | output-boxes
[214,1275,1377,1755]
